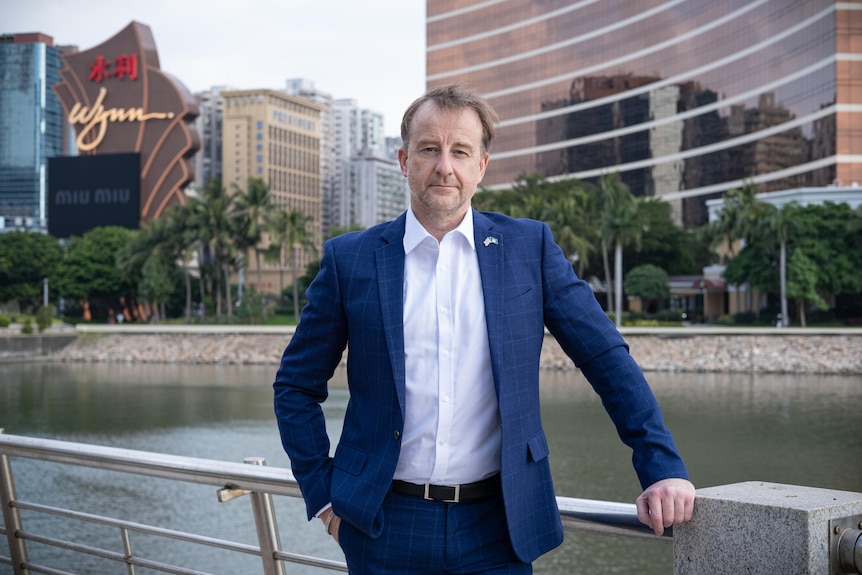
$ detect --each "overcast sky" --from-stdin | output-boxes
[2,0,426,136]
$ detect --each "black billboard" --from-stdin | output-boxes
[48,153,141,238]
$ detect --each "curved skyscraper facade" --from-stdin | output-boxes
[426,0,862,225]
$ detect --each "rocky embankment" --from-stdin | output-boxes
[50,331,862,374]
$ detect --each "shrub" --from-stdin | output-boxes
[733,311,758,325]
[0,314,11,328]
[655,309,684,322]
[21,318,34,334]
[36,305,55,333]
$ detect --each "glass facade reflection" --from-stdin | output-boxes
[426,0,862,226]
[0,34,64,228]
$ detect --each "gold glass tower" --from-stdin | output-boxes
[426,0,862,226]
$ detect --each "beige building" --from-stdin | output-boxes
[222,89,324,295]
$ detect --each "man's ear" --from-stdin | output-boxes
[398,148,409,176]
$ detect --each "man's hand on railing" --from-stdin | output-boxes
[635,477,696,536]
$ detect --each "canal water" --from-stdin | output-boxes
[1,362,860,574]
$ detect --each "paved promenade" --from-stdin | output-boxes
[47,325,862,374]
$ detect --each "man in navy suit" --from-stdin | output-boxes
[274,84,695,574]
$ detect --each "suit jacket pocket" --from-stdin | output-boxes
[333,442,368,476]
[527,430,550,462]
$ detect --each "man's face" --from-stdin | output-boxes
[398,101,489,224]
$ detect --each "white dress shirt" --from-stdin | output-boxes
[394,207,502,485]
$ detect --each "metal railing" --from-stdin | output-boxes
[0,432,668,574]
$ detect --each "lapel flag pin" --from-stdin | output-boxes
[483,236,499,247]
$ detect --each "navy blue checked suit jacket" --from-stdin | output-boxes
[273,209,689,563]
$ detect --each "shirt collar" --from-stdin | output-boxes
[404,206,476,253]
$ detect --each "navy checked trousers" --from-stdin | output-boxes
[338,490,532,574]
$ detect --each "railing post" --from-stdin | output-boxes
[0,430,30,575]
[244,457,285,575]
[673,481,862,575]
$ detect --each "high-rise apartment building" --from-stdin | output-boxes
[193,85,233,190]
[283,82,407,236]
[0,33,64,230]
[346,152,409,228]
[426,0,862,226]
[284,79,338,236]
[221,88,324,292]
[332,99,407,231]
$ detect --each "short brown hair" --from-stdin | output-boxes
[400,84,499,155]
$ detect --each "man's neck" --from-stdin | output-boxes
[412,206,471,243]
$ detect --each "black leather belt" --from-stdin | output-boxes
[391,474,500,503]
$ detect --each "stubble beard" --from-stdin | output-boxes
[413,181,471,222]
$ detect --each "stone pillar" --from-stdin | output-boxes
[674,481,862,575]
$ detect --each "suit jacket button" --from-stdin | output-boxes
[394,430,401,440]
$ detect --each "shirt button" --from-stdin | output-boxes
[442,395,450,402]
[394,430,401,440]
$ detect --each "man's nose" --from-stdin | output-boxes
[435,150,452,174]
[435,152,454,174]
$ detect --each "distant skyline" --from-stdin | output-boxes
[1,0,426,137]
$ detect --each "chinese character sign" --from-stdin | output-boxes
[52,21,200,222]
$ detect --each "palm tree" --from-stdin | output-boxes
[266,208,316,319]
[116,215,180,322]
[189,178,240,321]
[759,203,801,326]
[234,177,271,294]
[712,182,762,312]
[601,198,645,328]
[547,191,595,278]
[786,249,827,327]
[596,173,635,317]
[163,203,200,323]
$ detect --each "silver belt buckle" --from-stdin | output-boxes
[424,483,460,503]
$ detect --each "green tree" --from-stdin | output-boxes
[787,202,862,297]
[117,218,169,317]
[624,264,670,310]
[624,199,701,275]
[117,210,197,323]
[189,178,241,321]
[597,173,638,319]
[137,253,177,322]
[786,249,827,327]
[476,176,601,278]
[36,304,55,332]
[266,208,316,319]
[722,201,862,323]
[163,203,202,323]
[547,186,596,277]
[234,177,271,293]
[723,238,777,297]
[54,226,135,320]
[604,199,646,327]
[758,204,801,326]
[711,182,767,311]
[0,231,63,312]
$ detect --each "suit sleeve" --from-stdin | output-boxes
[273,239,348,519]
[538,223,689,489]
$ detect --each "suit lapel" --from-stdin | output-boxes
[377,214,408,416]
[474,210,504,394]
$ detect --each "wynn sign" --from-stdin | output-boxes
[51,21,200,233]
